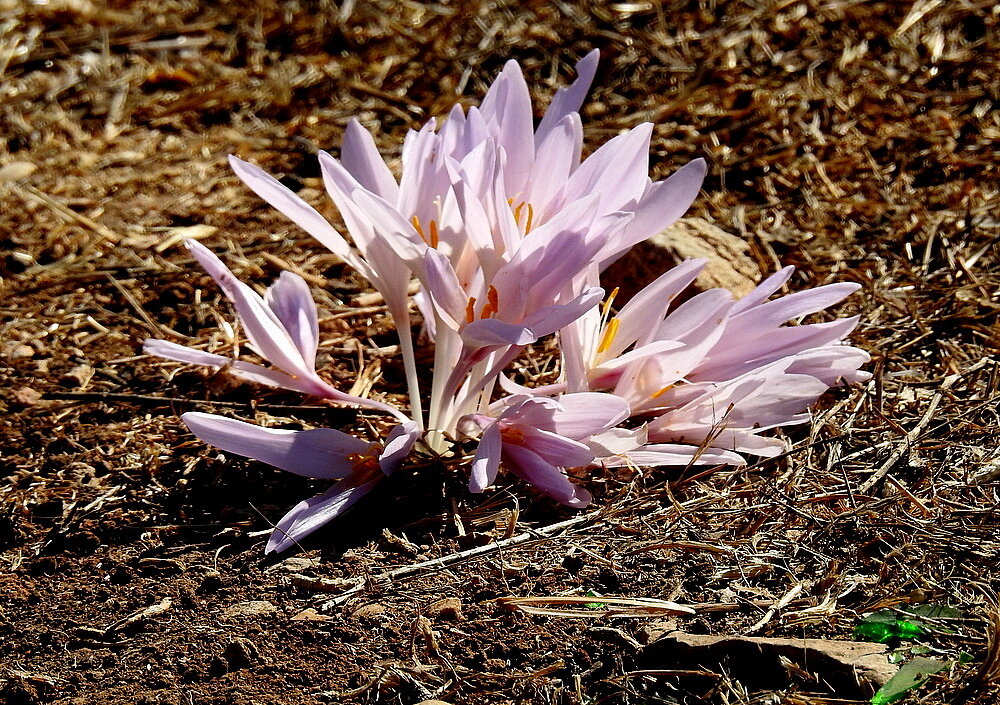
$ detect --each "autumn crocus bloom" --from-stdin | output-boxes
[564,261,869,465]
[462,393,630,507]
[228,50,707,440]
[182,412,418,553]
[144,240,406,421]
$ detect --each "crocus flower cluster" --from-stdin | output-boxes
[145,51,869,552]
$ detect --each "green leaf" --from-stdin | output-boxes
[583,590,605,610]
[871,656,950,705]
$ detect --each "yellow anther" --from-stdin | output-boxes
[524,203,535,233]
[480,285,500,319]
[411,215,426,242]
[601,287,620,319]
[650,384,674,399]
[428,219,440,249]
[596,317,621,354]
[500,426,525,444]
[513,201,525,225]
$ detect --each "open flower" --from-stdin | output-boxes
[462,393,630,507]
[144,240,406,421]
[566,262,870,465]
[182,412,418,553]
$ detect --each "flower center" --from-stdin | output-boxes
[500,426,525,444]
[346,442,383,477]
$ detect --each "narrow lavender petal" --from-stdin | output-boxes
[341,118,399,202]
[470,423,502,493]
[604,443,747,468]
[181,412,367,478]
[378,421,419,476]
[503,444,592,508]
[730,266,795,314]
[518,428,595,468]
[422,248,470,332]
[264,271,320,368]
[728,282,861,330]
[479,61,535,195]
[228,156,363,271]
[227,278,314,380]
[462,318,536,347]
[562,123,653,213]
[610,258,707,353]
[226,360,334,397]
[617,158,707,248]
[535,49,600,145]
[265,475,382,553]
[186,239,241,301]
[529,113,583,217]
[143,338,229,367]
[546,392,631,439]
[521,286,605,338]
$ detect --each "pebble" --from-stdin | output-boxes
[425,598,464,621]
[222,600,277,618]
[59,364,95,389]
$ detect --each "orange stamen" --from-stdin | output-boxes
[480,285,499,319]
[500,426,525,444]
[513,201,525,225]
[596,317,621,354]
[524,203,535,233]
[650,384,674,399]
[428,219,440,249]
[411,215,426,244]
[465,296,477,324]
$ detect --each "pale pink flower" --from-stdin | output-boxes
[182,412,418,553]
[462,393,630,507]
[144,240,406,421]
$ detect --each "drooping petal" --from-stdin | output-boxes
[181,412,367,479]
[518,427,596,467]
[503,444,592,508]
[143,338,229,367]
[470,422,502,493]
[265,475,382,553]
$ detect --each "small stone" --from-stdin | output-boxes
[197,571,223,593]
[12,387,43,407]
[350,603,386,621]
[222,638,260,670]
[291,608,331,621]
[415,701,453,705]
[59,364,95,389]
[265,556,315,573]
[425,597,464,621]
[222,600,277,618]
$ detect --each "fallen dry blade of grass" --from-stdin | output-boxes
[498,596,696,618]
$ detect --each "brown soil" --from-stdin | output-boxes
[1,1,998,704]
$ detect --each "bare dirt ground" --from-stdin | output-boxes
[1,1,998,703]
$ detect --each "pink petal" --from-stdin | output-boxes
[503,445,592,508]
[264,272,319,368]
[228,156,361,270]
[181,412,367,479]
[535,49,600,145]
[143,338,229,367]
[470,423,502,493]
[265,475,382,553]
[341,118,399,202]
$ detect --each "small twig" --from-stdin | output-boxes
[43,390,361,418]
[314,511,602,607]
[859,358,994,494]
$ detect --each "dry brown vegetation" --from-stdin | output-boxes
[1,1,998,704]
